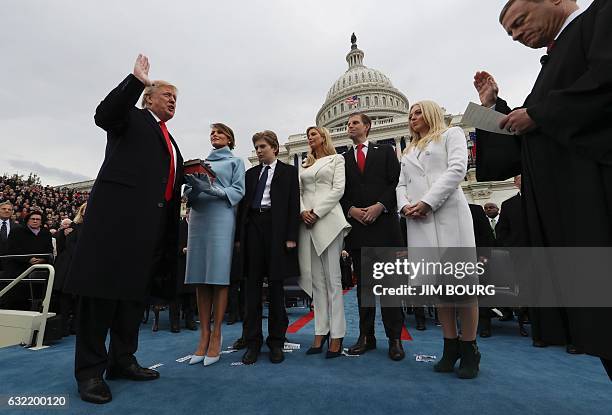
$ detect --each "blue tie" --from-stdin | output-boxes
[252,165,270,208]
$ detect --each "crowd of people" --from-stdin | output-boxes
[1,0,611,406]
[0,174,89,231]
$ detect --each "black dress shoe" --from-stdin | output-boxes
[566,344,584,355]
[532,339,548,348]
[170,322,180,333]
[106,363,160,381]
[78,378,112,404]
[415,320,426,331]
[242,348,259,365]
[269,347,285,364]
[519,326,529,337]
[347,336,376,355]
[479,328,491,338]
[232,337,247,350]
[226,313,238,325]
[388,339,405,361]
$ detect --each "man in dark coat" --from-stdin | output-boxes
[495,176,525,248]
[0,201,21,280]
[474,0,612,378]
[236,130,300,365]
[4,211,53,311]
[340,112,405,361]
[64,55,184,403]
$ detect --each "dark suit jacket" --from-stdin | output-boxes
[0,221,21,271]
[64,74,184,301]
[495,193,526,247]
[6,226,53,279]
[340,143,402,249]
[236,160,300,280]
[53,223,81,291]
[468,204,496,248]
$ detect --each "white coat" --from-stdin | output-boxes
[396,126,475,248]
[298,154,351,295]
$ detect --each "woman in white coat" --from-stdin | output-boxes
[299,126,351,358]
[396,100,481,379]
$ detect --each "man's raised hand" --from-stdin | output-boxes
[473,71,499,108]
[133,54,152,86]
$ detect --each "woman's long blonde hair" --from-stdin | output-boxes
[302,126,336,168]
[407,100,449,152]
[73,202,87,224]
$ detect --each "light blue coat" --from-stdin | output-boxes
[184,146,245,285]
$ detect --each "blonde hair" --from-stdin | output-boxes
[140,80,178,108]
[302,126,336,168]
[407,100,448,152]
[73,202,87,224]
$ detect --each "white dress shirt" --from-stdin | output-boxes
[555,7,585,41]
[258,159,278,208]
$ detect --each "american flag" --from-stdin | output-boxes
[345,95,359,106]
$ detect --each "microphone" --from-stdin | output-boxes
[540,54,550,65]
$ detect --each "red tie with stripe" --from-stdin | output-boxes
[356,143,366,173]
[159,121,175,201]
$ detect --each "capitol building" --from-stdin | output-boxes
[248,34,516,207]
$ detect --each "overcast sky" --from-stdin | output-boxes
[1,0,594,186]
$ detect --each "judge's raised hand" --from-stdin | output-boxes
[473,71,499,108]
[133,54,152,86]
[499,108,536,135]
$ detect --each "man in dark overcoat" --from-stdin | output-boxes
[64,55,184,403]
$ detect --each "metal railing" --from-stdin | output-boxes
[0,254,55,350]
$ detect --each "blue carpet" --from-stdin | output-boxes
[1,291,610,415]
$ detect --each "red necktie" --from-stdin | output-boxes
[356,143,366,173]
[159,121,175,201]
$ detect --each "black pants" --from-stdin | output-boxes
[74,296,144,381]
[351,249,403,340]
[74,204,172,381]
[243,211,288,349]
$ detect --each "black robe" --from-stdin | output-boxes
[475,0,612,360]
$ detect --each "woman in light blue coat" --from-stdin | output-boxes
[184,123,245,366]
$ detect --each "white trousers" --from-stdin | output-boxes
[310,233,346,338]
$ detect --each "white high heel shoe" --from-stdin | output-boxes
[203,335,223,366]
[188,354,205,365]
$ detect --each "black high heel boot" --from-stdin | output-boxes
[325,338,344,359]
[306,333,329,355]
[457,339,481,379]
[433,337,460,372]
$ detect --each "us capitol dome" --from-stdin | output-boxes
[317,33,410,129]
